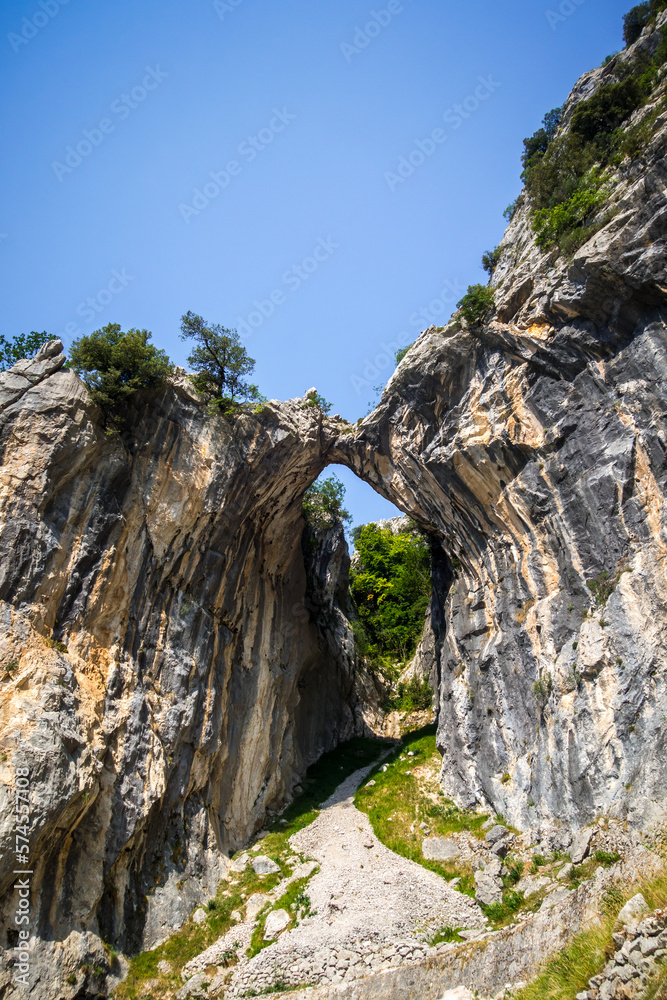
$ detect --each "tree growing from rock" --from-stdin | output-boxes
[180,311,263,413]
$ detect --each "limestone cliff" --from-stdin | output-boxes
[1,14,667,999]
[333,13,667,841]
[0,351,379,996]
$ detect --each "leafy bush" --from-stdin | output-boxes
[532,168,609,251]
[395,343,414,365]
[622,1,667,45]
[68,324,173,427]
[481,246,503,273]
[521,107,563,173]
[456,284,495,325]
[570,77,646,145]
[387,676,434,712]
[302,475,351,530]
[503,196,523,221]
[302,389,332,414]
[0,331,48,372]
[180,311,262,414]
[350,523,431,664]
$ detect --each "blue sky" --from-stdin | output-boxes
[0,0,630,528]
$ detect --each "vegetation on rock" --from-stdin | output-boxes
[68,324,173,427]
[302,474,351,530]
[456,284,495,325]
[0,331,49,371]
[521,7,667,254]
[180,310,265,414]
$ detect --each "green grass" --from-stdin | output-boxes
[514,865,667,1000]
[428,926,464,946]
[114,736,387,998]
[355,725,490,897]
[248,872,318,958]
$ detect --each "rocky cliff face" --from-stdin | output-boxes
[332,13,667,843]
[1,16,667,999]
[0,351,379,996]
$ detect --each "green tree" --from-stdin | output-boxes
[395,344,413,365]
[68,324,173,426]
[481,247,503,274]
[0,331,48,372]
[302,475,351,530]
[350,523,431,666]
[179,311,262,412]
[623,2,653,44]
[456,284,495,326]
[302,389,332,414]
[521,107,563,173]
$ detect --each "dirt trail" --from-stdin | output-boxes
[202,759,485,996]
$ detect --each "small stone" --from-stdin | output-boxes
[157,960,172,974]
[263,907,290,940]
[246,892,271,920]
[192,908,207,924]
[571,827,594,864]
[485,824,508,846]
[615,894,649,932]
[474,871,503,906]
[230,909,242,922]
[252,855,281,875]
[557,863,573,880]
[438,989,475,1000]
[366,779,376,787]
[230,852,250,872]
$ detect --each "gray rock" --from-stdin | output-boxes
[252,855,281,875]
[264,908,291,940]
[230,852,250,872]
[485,824,509,846]
[422,836,460,861]
[474,871,503,906]
[571,828,595,864]
[192,908,207,924]
[616,894,650,932]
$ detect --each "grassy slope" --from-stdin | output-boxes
[114,736,387,999]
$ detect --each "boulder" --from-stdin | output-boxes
[264,908,291,940]
[615,893,649,932]
[252,855,281,875]
[422,836,460,861]
[474,871,503,906]
[571,828,595,864]
[485,825,508,846]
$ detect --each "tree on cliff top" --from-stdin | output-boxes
[68,324,173,426]
[179,311,263,413]
[0,331,48,371]
[302,475,351,530]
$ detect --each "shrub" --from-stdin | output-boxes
[0,331,49,372]
[387,676,434,713]
[481,246,503,273]
[179,311,262,414]
[302,475,351,530]
[570,77,646,145]
[302,389,332,414]
[395,343,414,365]
[503,196,523,221]
[350,523,431,664]
[521,107,563,173]
[532,168,609,251]
[456,284,495,326]
[68,324,173,427]
[622,1,667,45]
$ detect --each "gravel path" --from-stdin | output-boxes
[215,759,485,997]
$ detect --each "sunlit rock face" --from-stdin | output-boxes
[333,15,667,842]
[0,355,381,993]
[1,19,667,998]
